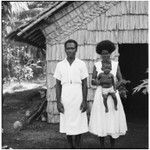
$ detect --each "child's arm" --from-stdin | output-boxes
[111,74,116,92]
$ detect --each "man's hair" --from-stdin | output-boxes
[64,39,78,49]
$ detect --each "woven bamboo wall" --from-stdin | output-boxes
[46,1,148,123]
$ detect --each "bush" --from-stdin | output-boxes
[13,65,33,83]
[133,69,148,95]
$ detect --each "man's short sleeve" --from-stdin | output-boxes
[53,63,61,81]
[81,62,89,80]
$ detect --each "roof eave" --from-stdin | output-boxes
[6,1,70,49]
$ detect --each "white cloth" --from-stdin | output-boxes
[53,58,89,135]
[89,60,127,138]
[102,86,115,95]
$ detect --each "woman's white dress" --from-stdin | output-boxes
[89,60,127,139]
[54,58,88,135]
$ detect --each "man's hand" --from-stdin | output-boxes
[57,101,64,114]
[80,101,87,113]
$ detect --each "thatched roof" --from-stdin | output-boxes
[6,1,120,49]
[6,2,69,49]
[6,1,148,49]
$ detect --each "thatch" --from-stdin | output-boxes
[7,1,148,49]
[47,88,56,102]
[47,113,60,123]
[43,1,120,45]
[46,1,148,122]
[106,1,148,16]
[45,1,148,45]
[6,2,69,49]
[5,1,148,123]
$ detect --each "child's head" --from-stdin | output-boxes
[102,63,112,74]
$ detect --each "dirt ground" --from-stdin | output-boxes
[2,86,148,149]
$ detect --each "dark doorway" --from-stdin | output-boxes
[119,44,148,123]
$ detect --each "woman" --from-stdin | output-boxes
[89,40,127,148]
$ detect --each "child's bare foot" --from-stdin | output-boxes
[105,108,108,113]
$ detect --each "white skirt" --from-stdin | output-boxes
[89,86,127,139]
[60,83,88,135]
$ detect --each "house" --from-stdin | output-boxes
[7,1,148,123]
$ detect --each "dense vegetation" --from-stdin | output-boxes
[2,2,55,83]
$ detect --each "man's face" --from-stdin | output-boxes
[65,42,77,58]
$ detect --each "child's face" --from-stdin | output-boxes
[104,68,111,74]
[101,50,111,61]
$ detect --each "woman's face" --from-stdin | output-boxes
[101,50,111,61]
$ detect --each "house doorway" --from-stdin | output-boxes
[118,44,148,122]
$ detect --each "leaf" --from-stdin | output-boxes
[10,2,29,15]
[133,79,148,95]
[6,25,12,34]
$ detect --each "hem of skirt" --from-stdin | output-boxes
[89,130,127,139]
[60,130,88,135]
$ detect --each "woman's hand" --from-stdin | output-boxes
[92,78,101,86]
[80,101,87,113]
[57,101,64,114]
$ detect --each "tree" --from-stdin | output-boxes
[2,2,50,83]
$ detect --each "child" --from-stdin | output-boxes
[97,62,117,113]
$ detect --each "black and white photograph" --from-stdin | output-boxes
[2,1,148,149]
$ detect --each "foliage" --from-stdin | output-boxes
[2,2,48,83]
[13,65,33,83]
[133,69,148,95]
[117,79,131,99]
[133,79,148,95]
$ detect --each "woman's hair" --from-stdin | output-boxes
[96,40,115,54]
[64,39,78,49]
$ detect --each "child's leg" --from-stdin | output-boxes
[102,94,109,113]
[109,92,117,110]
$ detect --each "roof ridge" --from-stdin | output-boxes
[17,2,68,36]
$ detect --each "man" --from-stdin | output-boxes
[53,39,88,148]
